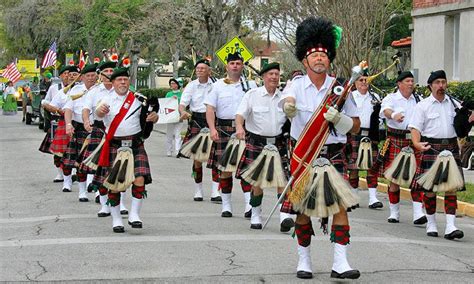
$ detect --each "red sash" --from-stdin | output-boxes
[98,91,136,167]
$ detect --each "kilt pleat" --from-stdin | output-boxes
[61,122,88,169]
[50,119,70,157]
[78,122,105,173]
[206,124,235,169]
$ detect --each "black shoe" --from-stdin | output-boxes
[414,216,428,225]
[87,184,95,193]
[95,195,100,204]
[369,201,383,209]
[387,218,399,223]
[330,269,361,279]
[71,175,78,183]
[296,271,313,279]
[244,210,252,219]
[221,211,233,218]
[250,223,262,230]
[128,221,143,228]
[53,178,64,183]
[210,196,222,203]
[62,188,71,192]
[113,226,125,233]
[22,117,25,122]
[120,210,128,215]
[444,230,464,240]
[79,198,89,202]
[427,231,439,237]
[352,204,359,209]
[97,212,110,217]
[280,218,295,233]
[194,197,203,201]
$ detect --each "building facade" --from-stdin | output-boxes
[412,0,474,83]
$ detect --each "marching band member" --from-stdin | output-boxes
[80,60,116,215]
[347,68,383,209]
[378,71,427,225]
[204,52,257,218]
[179,59,221,202]
[280,17,361,279]
[234,62,294,232]
[95,67,158,233]
[409,70,465,240]
[39,66,70,183]
[48,65,81,193]
[62,64,98,202]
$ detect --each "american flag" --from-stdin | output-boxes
[41,41,57,69]
[2,62,21,83]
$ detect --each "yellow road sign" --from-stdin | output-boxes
[215,37,253,65]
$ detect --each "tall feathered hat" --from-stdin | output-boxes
[295,16,342,62]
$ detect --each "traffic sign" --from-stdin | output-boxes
[215,37,254,65]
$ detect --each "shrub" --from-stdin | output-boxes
[138,88,170,99]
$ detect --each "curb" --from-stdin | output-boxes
[358,178,474,218]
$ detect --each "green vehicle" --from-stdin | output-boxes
[25,88,42,125]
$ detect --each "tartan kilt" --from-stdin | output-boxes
[413,139,463,191]
[61,122,88,169]
[182,113,208,145]
[206,124,236,169]
[346,134,379,171]
[38,128,53,154]
[78,121,105,173]
[50,119,70,157]
[281,143,347,214]
[235,132,290,179]
[95,134,152,185]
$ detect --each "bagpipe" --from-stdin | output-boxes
[262,61,367,229]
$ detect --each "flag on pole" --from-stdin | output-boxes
[78,50,86,70]
[2,62,22,83]
[41,41,57,69]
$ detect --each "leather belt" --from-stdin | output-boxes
[387,127,411,140]
[422,137,457,145]
[217,118,235,127]
[320,143,344,155]
[247,131,282,145]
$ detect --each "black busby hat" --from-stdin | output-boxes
[169,78,181,88]
[226,52,244,63]
[295,16,342,62]
[259,62,280,76]
[81,63,97,74]
[110,67,129,81]
[427,70,447,84]
[194,58,210,68]
[396,71,414,82]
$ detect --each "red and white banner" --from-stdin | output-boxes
[157,97,180,124]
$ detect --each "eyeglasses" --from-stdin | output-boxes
[358,79,367,82]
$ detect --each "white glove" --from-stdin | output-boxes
[323,106,353,134]
[283,102,297,118]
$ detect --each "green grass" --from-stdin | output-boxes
[355,171,474,204]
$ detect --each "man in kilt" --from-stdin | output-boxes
[179,59,221,202]
[80,60,116,215]
[409,70,464,240]
[204,52,257,218]
[378,71,427,225]
[39,65,70,183]
[347,69,383,209]
[63,63,98,202]
[280,17,361,279]
[95,67,158,233]
[234,62,294,232]
[49,65,81,193]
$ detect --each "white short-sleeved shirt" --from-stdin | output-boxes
[203,78,257,119]
[64,84,89,123]
[49,87,71,110]
[351,90,380,129]
[280,74,358,144]
[380,90,418,130]
[408,94,459,139]
[42,83,64,105]
[180,78,213,113]
[100,91,142,137]
[236,85,287,137]
[83,83,114,120]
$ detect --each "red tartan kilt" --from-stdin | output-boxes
[235,133,290,178]
[78,125,105,173]
[61,124,88,169]
[94,135,152,185]
[38,128,53,154]
[373,134,421,176]
[346,134,379,170]
[50,119,70,156]
[182,115,208,145]
[206,124,235,169]
[413,141,463,191]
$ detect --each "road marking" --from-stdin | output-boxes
[0,234,472,249]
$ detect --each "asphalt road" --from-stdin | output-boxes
[1,113,473,283]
